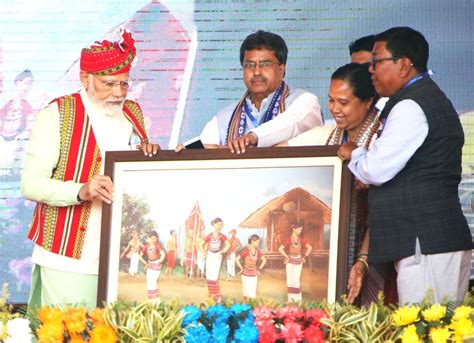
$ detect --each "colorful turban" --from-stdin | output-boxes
[80,29,136,75]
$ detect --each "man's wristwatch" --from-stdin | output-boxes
[77,192,85,204]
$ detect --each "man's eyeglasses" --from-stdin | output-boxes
[242,61,276,70]
[370,57,400,69]
[97,79,132,90]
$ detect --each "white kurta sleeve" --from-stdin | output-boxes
[199,116,222,145]
[252,92,323,147]
[21,104,83,207]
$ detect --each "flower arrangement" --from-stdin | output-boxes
[253,304,327,343]
[393,302,474,342]
[34,306,116,342]
[181,303,259,342]
[2,280,474,343]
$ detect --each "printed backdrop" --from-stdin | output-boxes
[0,0,473,303]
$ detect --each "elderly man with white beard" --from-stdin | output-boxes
[21,29,160,308]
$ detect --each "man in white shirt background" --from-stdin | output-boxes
[197,30,323,153]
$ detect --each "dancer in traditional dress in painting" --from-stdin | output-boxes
[278,223,312,302]
[236,234,267,301]
[140,231,165,303]
[202,218,230,302]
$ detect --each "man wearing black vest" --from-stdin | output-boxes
[338,27,472,305]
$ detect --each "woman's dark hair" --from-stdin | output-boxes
[240,30,288,65]
[375,26,428,73]
[290,222,303,230]
[248,234,260,244]
[149,231,159,239]
[211,217,223,225]
[331,63,375,101]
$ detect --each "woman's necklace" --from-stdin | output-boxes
[291,235,300,247]
[249,246,258,259]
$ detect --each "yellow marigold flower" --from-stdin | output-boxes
[422,304,446,322]
[89,323,117,343]
[88,308,106,325]
[36,321,64,343]
[450,317,474,337]
[64,307,87,334]
[400,324,421,343]
[70,333,87,343]
[37,307,64,324]
[429,326,452,343]
[392,306,421,326]
[452,306,473,321]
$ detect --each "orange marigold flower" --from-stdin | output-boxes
[37,307,65,324]
[64,307,87,334]
[89,323,117,343]
[36,321,65,343]
[88,308,106,325]
[69,333,87,343]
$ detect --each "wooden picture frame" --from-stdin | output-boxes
[98,146,351,307]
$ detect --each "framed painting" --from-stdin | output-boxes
[97,146,351,307]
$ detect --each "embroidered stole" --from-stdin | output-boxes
[326,110,380,149]
[225,81,289,144]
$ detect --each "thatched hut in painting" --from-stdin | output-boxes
[239,187,331,256]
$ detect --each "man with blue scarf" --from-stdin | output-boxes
[199,30,323,153]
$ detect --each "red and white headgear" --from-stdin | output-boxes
[80,29,136,75]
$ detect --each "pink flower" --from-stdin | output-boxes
[257,322,279,343]
[277,305,304,322]
[253,306,275,327]
[303,325,325,343]
[280,321,304,343]
[305,308,328,327]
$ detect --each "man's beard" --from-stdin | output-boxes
[87,84,125,117]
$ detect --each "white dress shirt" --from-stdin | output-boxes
[23,89,134,274]
[200,88,323,146]
[348,99,428,186]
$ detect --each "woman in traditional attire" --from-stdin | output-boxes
[203,217,230,302]
[140,231,165,303]
[236,234,267,301]
[278,223,312,302]
[286,63,397,305]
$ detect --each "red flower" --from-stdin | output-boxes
[305,309,328,327]
[280,322,304,343]
[277,305,304,322]
[303,325,325,343]
[257,322,280,343]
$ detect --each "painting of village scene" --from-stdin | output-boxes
[105,157,344,304]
